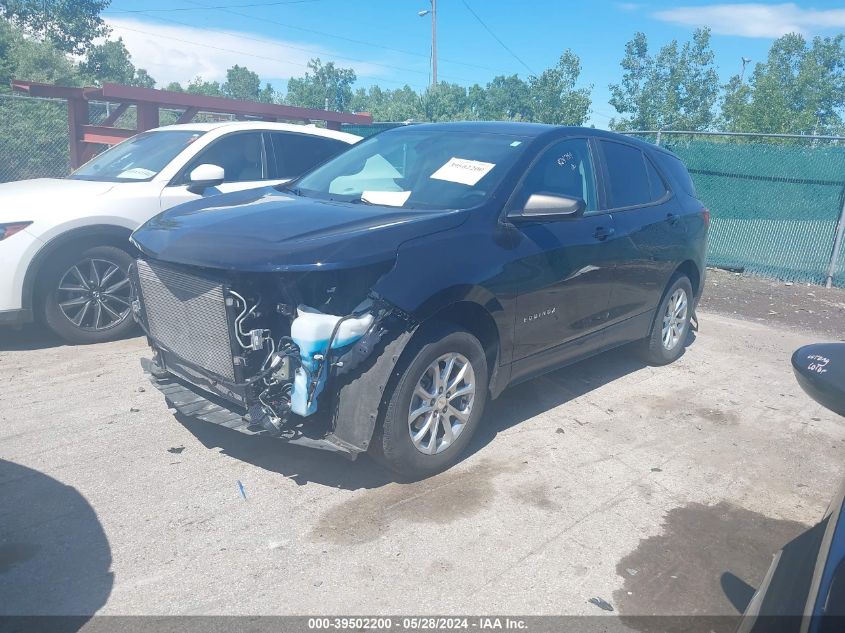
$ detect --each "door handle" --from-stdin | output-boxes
[666,212,679,225]
[594,226,615,241]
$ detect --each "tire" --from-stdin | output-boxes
[372,324,489,478]
[638,273,694,366]
[41,244,137,344]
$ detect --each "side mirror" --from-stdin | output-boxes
[792,343,845,417]
[508,193,586,222]
[188,164,225,193]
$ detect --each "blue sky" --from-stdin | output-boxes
[102,1,845,127]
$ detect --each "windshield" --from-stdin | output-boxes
[69,130,205,182]
[294,128,530,210]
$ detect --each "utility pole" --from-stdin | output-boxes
[419,0,437,88]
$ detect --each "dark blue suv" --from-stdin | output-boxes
[131,122,709,477]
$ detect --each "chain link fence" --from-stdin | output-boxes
[1,96,843,287]
[625,131,845,288]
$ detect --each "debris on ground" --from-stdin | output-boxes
[167,446,185,454]
[587,597,614,612]
[237,480,247,500]
[130,407,140,413]
[556,428,565,434]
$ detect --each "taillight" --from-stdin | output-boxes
[0,222,32,241]
[701,208,710,229]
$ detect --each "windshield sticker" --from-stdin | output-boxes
[117,167,156,180]
[510,141,522,147]
[430,157,496,186]
[361,190,412,207]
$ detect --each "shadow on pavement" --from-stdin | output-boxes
[0,459,113,630]
[173,338,666,489]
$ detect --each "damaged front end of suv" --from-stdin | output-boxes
[131,252,417,456]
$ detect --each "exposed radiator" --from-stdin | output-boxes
[135,259,236,381]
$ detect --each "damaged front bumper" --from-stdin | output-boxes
[132,257,416,457]
[140,356,361,457]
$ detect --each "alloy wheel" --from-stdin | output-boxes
[57,258,132,331]
[662,288,689,351]
[407,352,476,455]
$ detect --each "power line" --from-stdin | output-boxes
[110,10,458,83]
[108,22,431,90]
[459,0,535,75]
[173,0,520,76]
[108,0,323,12]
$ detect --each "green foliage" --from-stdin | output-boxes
[222,64,260,101]
[609,28,719,131]
[285,58,356,111]
[0,0,110,54]
[79,38,156,88]
[527,50,591,125]
[186,76,223,97]
[720,33,845,135]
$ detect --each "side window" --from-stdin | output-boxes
[601,140,651,208]
[645,155,668,200]
[270,133,349,179]
[515,138,597,212]
[179,132,266,184]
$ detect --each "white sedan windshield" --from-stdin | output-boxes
[69,130,205,182]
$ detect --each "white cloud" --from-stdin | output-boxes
[103,17,388,87]
[653,3,845,38]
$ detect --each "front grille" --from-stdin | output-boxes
[135,259,236,381]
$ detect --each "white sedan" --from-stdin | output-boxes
[0,121,360,343]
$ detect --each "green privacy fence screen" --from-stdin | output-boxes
[624,131,845,288]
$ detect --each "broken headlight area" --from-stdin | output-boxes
[133,258,408,444]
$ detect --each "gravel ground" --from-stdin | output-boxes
[699,268,845,340]
[0,276,843,628]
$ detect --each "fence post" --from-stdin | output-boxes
[826,195,845,288]
[655,129,662,146]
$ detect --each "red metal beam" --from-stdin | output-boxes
[80,125,137,145]
[176,107,200,124]
[99,83,372,125]
[101,103,130,127]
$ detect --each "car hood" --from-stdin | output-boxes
[0,178,116,222]
[131,186,468,272]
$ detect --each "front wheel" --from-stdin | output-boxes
[41,244,137,344]
[372,326,489,478]
[638,274,694,366]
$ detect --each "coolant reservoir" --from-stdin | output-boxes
[289,305,375,417]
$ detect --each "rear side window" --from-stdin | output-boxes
[270,133,349,179]
[600,140,651,208]
[645,155,668,200]
[653,151,697,198]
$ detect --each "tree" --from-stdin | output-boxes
[222,64,261,101]
[720,33,845,135]
[3,21,81,86]
[79,38,156,87]
[528,50,591,125]
[0,0,110,54]
[609,28,719,131]
[479,74,532,120]
[351,85,422,121]
[186,76,222,97]
[285,58,356,111]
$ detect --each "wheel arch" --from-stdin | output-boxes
[22,224,136,314]
[674,259,702,301]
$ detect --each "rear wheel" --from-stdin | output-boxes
[638,274,693,366]
[372,325,488,478]
[41,245,137,344]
